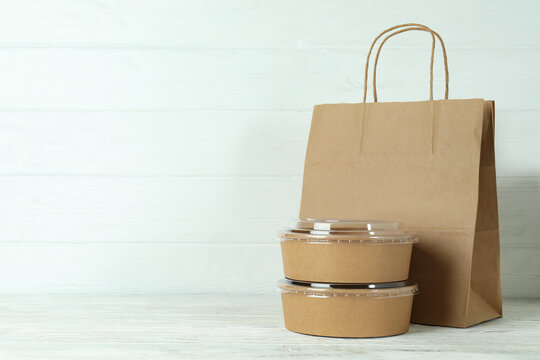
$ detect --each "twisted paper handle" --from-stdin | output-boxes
[363,23,449,103]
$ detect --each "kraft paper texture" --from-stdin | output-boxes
[299,98,502,327]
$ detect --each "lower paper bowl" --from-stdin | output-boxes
[278,278,419,338]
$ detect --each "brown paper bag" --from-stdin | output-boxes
[299,24,502,327]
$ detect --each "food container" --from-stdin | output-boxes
[278,278,419,337]
[280,219,418,283]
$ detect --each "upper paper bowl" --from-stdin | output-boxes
[279,219,418,283]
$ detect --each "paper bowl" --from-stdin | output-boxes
[278,279,419,338]
[280,219,417,283]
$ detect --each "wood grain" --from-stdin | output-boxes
[0,176,536,247]
[0,48,539,110]
[0,0,538,48]
[0,242,536,296]
[0,111,311,177]
[0,176,301,244]
[0,110,537,177]
[0,295,538,359]
[0,1,538,297]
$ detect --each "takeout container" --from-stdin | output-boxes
[278,278,419,338]
[279,220,418,283]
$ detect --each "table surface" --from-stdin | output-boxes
[1,295,538,359]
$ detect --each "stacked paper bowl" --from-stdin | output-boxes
[277,219,419,338]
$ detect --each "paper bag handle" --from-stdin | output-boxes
[363,23,433,102]
[373,27,449,102]
[363,24,449,103]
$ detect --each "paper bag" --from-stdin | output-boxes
[299,24,502,327]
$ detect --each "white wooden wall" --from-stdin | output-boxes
[0,0,538,296]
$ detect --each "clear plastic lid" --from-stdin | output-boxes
[279,219,418,244]
[277,278,419,298]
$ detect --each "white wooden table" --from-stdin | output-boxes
[1,295,538,359]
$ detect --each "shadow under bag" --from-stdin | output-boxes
[299,23,502,327]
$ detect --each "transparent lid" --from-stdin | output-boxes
[277,278,419,298]
[279,219,417,244]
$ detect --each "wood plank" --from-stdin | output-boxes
[0,0,538,49]
[0,110,311,177]
[0,1,536,303]
[0,243,282,293]
[501,275,540,298]
[0,110,537,177]
[495,111,540,177]
[0,296,538,359]
[0,176,301,244]
[0,48,538,111]
[0,176,537,247]
[498,176,540,249]
[0,242,537,296]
